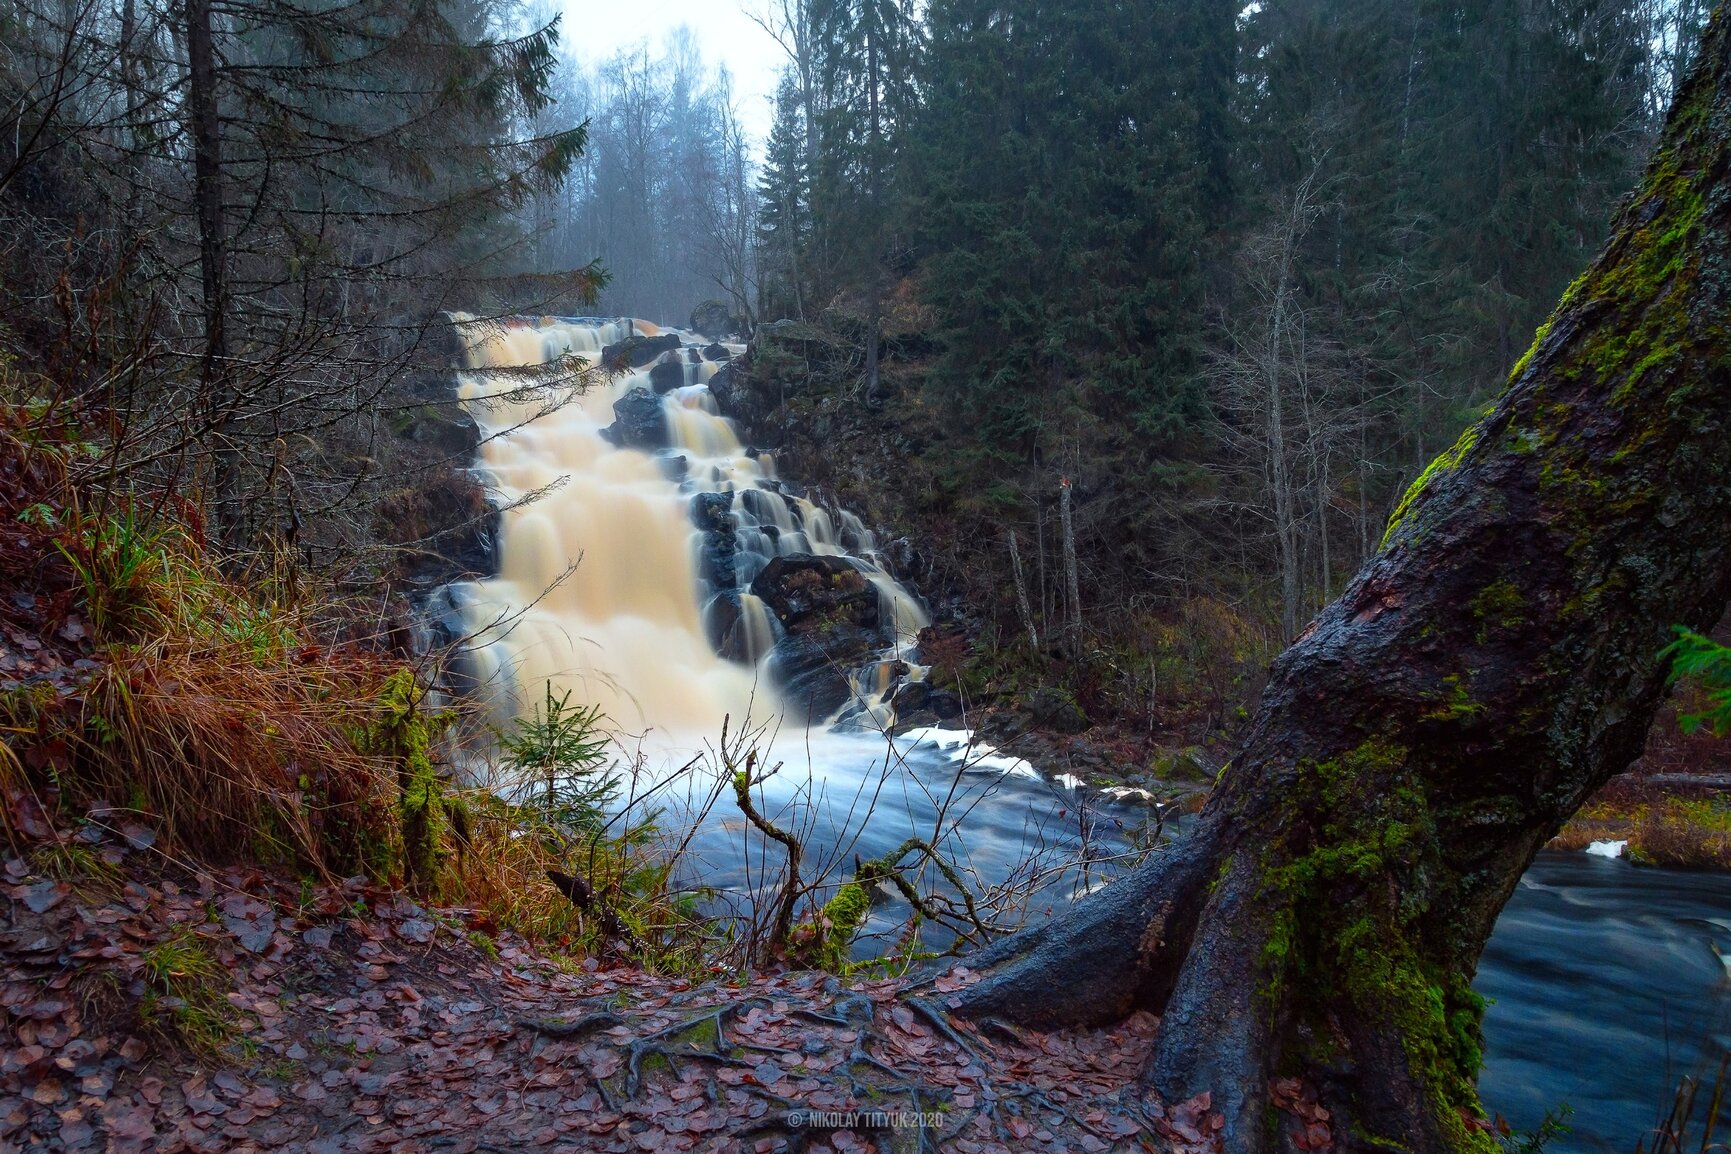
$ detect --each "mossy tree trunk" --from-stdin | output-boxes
[945,9,1731,1151]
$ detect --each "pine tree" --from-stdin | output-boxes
[757,73,813,321]
[910,0,1230,449]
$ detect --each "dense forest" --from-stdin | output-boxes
[704,0,1717,740]
[0,0,1710,636]
[4,0,1731,1151]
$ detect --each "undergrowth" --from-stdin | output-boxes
[137,926,244,1058]
[0,384,721,978]
[1555,797,1731,869]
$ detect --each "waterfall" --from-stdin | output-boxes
[445,314,928,750]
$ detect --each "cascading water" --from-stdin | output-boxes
[446,314,926,746]
[438,316,1729,1153]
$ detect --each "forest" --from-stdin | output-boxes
[2,0,1731,1151]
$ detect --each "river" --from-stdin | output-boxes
[445,315,1730,1153]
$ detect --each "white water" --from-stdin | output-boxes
[446,314,926,753]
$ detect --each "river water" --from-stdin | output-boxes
[446,316,1729,1153]
[1478,852,1731,1150]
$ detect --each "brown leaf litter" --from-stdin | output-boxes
[1,822,1239,1153]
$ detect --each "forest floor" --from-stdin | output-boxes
[1,826,1244,1154]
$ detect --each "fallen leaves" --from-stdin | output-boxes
[2,822,1218,1154]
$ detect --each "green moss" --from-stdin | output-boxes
[1255,739,1495,1151]
[789,880,872,972]
[1468,580,1528,646]
[1382,424,1480,548]
[1423,674,1486,723]
[357,669,452,895]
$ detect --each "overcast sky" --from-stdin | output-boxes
[559,0,786,143]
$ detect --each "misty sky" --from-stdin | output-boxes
[560,0,785,141]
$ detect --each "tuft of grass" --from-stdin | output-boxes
[29,840,122,892]
[138,926,244,1057]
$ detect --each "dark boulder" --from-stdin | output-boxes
[1024,687,1090,735]
[649,356,686,394]
[767,630,879,724]
[691,491,734,531]
[690,300,736,340]
[600,332,681,369]
[390,389,479,458]
[751,553,894,724]
[703,592,761,664]
[377,470,498,586]
[890,680,930,713]
[749,554,880,636]
[691,492,739,593]
[706,363,736,412]
[927,688,964,720]
[599,386,667,450]
[703,343,732,362]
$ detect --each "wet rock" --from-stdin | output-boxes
[600,332,681,368]
[927,688,964,720]
[392,400,479,457]
[890,681,930,712]
[376,470,498,585]
[703,342,732,362]
[599,386,667,450]
[649,356,686,394]
[703,592,747,663]
[691,493,738,593]
[691,492,734,531]
[750,554,880,636]
[415,584,487,696]
[690,300,738,340]
[886,680,961,723]
[706,363,737,413]
[767,631,878,723]
[1151,745,1214,783]
[751,554,893,723]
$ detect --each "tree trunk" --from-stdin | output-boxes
[946,12,1731,1152]
[1007,528,1039,653]
[185,0,238,545]
[1058,476,1082,654]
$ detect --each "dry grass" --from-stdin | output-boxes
[450,787,727,975]
[1552,797,1731,869]
[0,392,415,883]
[72,631,404,877]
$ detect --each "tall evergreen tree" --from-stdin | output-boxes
[758,73,813,320]
[910,0,1233,450]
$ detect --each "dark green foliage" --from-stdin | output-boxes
[758,75,815,321]
[501,683,616,835]
[1665,627,1731,737]
[909,0,1225,447]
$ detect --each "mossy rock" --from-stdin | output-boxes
[1023,687,1089,735]
[1151,746,1213,782]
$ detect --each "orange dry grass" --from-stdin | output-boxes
[76,633,402,877]
[1553,797,1731,869]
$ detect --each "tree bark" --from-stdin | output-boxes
[945,11,1731,1151]
[1006,528,1039,653]
[1059,476,1082,654]
[184,0,239,545]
